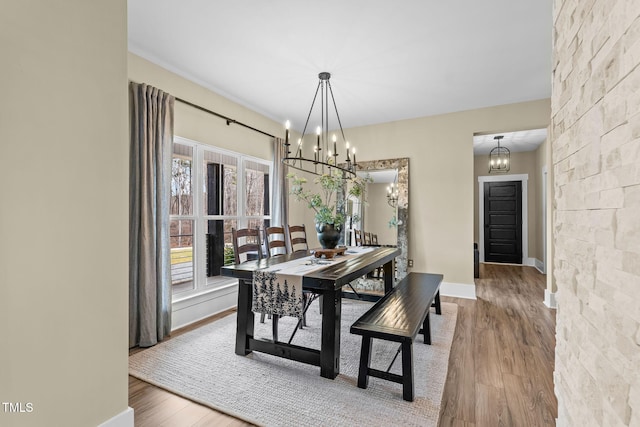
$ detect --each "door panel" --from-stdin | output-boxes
[489,200,516,211]
[489,228,516,240]
[484,181,522,264]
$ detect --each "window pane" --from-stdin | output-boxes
[205,219,237,276]
[171,143,193,216]
[245,160,270,216]
[170,219,194,294]
[247,218,266,230]
[203,150,237,216]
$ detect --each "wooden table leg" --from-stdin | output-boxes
[383,258,395,293]
[235,279,254,356]
[320,287,342,379]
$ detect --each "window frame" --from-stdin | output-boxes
[171,135,272,300]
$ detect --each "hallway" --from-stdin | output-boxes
[439,263,557,426]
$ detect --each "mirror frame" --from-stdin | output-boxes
[341,157,409,280]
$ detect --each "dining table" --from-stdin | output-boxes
[220,246,401,379]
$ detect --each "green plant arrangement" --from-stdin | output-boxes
[288,170,371,248]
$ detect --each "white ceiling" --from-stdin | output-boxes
[473,128,548,155]
[128,0,552,150]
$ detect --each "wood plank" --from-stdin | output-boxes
[473,328,502,389]
[475,383,513,427]
[439,298,477,423]
[503,372,556,427]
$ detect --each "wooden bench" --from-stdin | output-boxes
[350,272,443,401]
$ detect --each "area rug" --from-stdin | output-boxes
[129,299,458,427]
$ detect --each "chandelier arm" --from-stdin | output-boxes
[322,78,327,153]
[300,80,322,141]
[327,81,347,142]
[282,157,355,178]
[293,80,322,159]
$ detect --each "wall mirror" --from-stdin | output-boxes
[340,157,409,281]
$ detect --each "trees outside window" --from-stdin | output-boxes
[170,137,271,297]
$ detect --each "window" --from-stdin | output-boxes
[170,136,271,298]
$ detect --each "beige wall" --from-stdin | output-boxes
[473,144,548,265]
[341,100,550,287]
[553,0,640,425]
[1,1,129,426]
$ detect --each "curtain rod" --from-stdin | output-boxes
[175,97,276,139]
[130,80,276,139]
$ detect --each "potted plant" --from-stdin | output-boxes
[288,170,370,249]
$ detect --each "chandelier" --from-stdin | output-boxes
[489,135,510,173]
[387,181,398,208]
[282,72,356,178]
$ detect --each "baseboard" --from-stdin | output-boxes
[98,407,134,427]
[440,281,477,300]
[483,259,545,273]
[544,289,557,309]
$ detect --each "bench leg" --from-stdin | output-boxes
[423,312,431,345]
[401,341,414,401]
[433,291,442,315]
[357,336,372,389]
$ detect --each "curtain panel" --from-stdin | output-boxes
[129,82,174,348]
[272,137,288,228]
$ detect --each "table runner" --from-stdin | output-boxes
[251,246,374,318]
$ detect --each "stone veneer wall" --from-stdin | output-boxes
[552,0,640,425]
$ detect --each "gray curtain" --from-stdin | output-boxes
[272,137,288,227]
[129,82,174,348]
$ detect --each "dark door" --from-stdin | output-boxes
[484,181,522,264]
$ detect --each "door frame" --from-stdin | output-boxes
[478,174,529,264]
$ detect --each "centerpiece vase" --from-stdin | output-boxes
[316,223,342,249]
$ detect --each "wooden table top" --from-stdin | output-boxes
[221,246,400,290]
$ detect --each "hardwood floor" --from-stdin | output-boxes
[439,263,557,426]
[129,263,557,426]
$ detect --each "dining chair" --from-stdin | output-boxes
[287,224,309,253]
[232,227,278,338]
[353,229,363,246]
[265,226,288,257]
[372,234,379,245]
[231,227,263,264]
[286,224,321,335]
[364,231,372,246]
